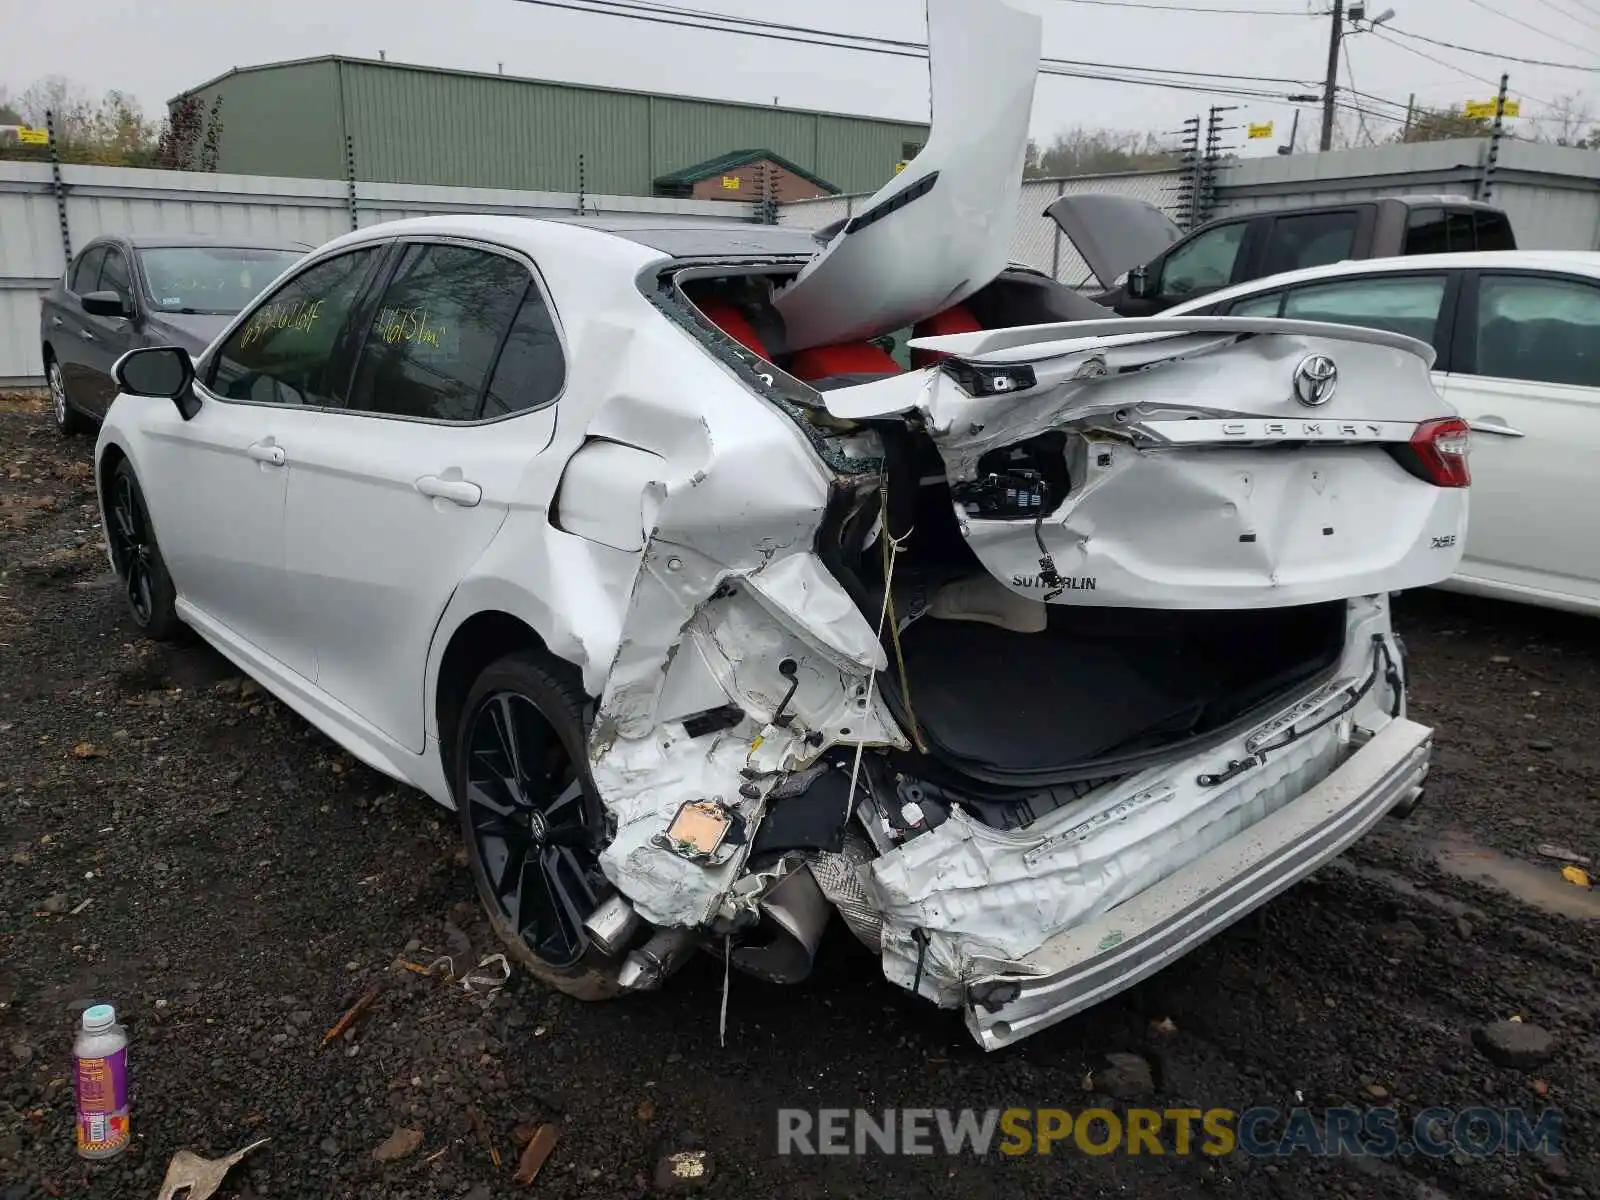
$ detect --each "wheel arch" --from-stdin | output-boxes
[431,605,588,787]
[94,439,130,566]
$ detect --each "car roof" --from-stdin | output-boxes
[1170,250,1600,312]
[100,233,314,252]
[542,216,823,257]
[317,212,823,264]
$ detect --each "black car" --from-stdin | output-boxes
[41,234,310,434]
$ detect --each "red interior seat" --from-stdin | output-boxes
[696,299,769,357]
[788,342,902,384]
[911,304,983,368]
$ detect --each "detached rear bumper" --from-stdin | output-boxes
[964,717,1431,1050]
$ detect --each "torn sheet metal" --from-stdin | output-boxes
[830,319,1467,609]
[867,598,1397,1002]
[773,0,1042,351]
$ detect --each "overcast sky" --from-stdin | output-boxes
[6,0,1598,157]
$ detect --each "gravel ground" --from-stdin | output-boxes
[2,394,1598,1199]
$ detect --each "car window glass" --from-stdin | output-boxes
[1227,291,1283,318]
[71,247,106,294]
[1474,274,1600,388]
[1403,207,1448,255]
[99,249,132,305]
[1259,212,1359,277]
[1159,223,1247,298]
[209,247,381,407]
[140,246,305,316]
[347,243,529,422]
[1445,210,1476,251]
[1475,210,1515,252]
[1281,275,1447,343]
[480,284,567,419]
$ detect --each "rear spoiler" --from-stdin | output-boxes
[907,316,1437,369]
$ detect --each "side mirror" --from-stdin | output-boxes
[1126,265,1152,300]
[82,290,132,319]
[114,346,201,421]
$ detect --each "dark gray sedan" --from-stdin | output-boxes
[40,234,310,434]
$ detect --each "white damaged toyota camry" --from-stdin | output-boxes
[94,0,1468,1050]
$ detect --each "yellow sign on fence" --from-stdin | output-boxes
[1464,98,1520,120]
[16,127,48,145]
[721,176,742,191]
[1246,121,1275,140]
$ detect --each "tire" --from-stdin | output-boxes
[452,651,625,1002]
[107,459,182,641]
[47,354,92,436]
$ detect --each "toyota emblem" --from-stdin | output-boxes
[1293,355,1338,407]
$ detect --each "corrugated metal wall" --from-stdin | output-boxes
[646,97,821,193]
[183,61,346,180]
[1213,138,1600,251]
[0,161,756,385]
[183,59,927,197]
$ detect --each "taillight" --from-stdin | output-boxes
[1397,417,1471,488]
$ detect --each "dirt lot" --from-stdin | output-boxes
[2,394,1598,1200]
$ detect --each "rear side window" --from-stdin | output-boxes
[480,285,567,419]
[209,247,382,407]
[1475,210,1515,251]
[1280,275,1448,344]
[1258,212,1359,277]
[1403,208,1449,255]
[70,247,106,294]
[347,244,528,422]
[1473,274,1600,387]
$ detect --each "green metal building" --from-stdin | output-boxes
[172,57,928,198]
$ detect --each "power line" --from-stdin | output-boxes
[1458,0,1588,53]
[1525,0,1600,33]
[1369,28,1554,108]
[510,0,1321,88]
[1385,25,1600,72]
[1342,42,1376,146]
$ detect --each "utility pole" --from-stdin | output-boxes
[1319,0,1344,152]
[1479,72,1510,203]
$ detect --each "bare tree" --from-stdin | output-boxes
[1024,127,1181,179]
[1391,105,1490,144]
[1531,92,1595,148]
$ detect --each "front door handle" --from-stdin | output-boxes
[416,474,482,508]
[51,316,64,328]
[247,440,287,466]
[79,329,96,342]
[1468,418,1525,438]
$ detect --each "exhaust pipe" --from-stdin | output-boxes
[617,927,697,992]
[729,866,831,985]
[583,893,643,957]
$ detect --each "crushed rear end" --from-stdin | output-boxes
[554,0,1466,1049]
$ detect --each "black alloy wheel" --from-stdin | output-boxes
[107,460,180,640]
[456,656,611,976]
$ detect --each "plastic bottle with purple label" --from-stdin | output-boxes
[74,1003,130,1159]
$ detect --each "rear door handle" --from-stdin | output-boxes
[416,474,482,508]
[79,329,96,342]
[1468,418,1525,438]
[51,316,64,328]
[247,441,286,466]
